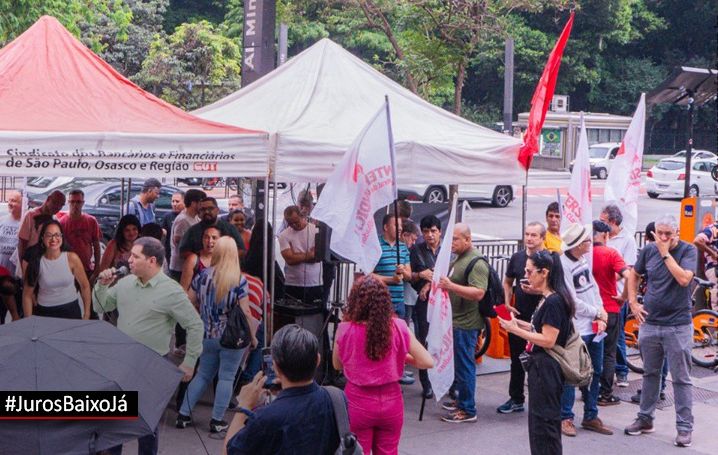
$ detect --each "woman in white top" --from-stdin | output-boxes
[22,220,91,319]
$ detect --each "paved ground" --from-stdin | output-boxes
[117,362,717,454]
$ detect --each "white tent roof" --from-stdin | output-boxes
[195,38,523,185]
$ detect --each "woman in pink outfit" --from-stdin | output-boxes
[333,276,434,455]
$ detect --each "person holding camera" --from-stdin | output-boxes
[223,325,342,455]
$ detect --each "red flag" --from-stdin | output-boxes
[518,12,574,170]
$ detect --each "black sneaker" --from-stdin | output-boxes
[175,414,192,429]
[496,399,525,414]
[209,418,229,433]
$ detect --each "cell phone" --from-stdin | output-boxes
[262,347,280,390]
[494,304,513,320]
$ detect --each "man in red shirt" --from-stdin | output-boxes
[59,189,101,283]
[592,220,630,406]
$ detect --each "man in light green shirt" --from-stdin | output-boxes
[94,237,203,380]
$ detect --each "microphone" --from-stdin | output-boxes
[113,266,130,278]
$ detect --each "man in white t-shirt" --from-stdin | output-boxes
[0,191,22,275]
[0,191,22,323]
[278,205,323,306]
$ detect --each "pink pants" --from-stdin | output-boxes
[345,381,404,455]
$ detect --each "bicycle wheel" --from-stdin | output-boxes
[475,320,492,359]
[624,314,644,374]
[691,309,718,368]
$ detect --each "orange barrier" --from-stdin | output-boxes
[486,318,510,359]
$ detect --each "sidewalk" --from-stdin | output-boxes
[125,365,716,454]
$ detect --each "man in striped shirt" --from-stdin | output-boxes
[372,214,412,317]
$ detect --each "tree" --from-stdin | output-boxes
[101,0,169,77]
[132,20,242,110]
[0,0,132,53]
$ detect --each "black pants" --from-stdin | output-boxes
[35,300,82,319]
[415,298,431,392]
[600,312,621,396]
[528,352,563,455]
[509,332,528,403]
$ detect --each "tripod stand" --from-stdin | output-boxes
[317,259,356,387]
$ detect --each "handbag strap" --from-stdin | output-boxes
[323,385,350,437]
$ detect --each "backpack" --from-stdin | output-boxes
[219,296,252,350]
[545,323,594,387]
[464,255,504,318]
[324,386,363,455]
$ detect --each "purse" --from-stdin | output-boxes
[219,297,251,350]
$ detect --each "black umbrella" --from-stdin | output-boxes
[0,317,183,454]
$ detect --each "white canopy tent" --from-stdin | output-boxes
[194,38,523,185]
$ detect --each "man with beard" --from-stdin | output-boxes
[178,197,245,259]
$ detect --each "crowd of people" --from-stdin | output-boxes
[0,180,708,454]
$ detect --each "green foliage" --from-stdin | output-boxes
[0,0,132,53]
[132,20,242,110]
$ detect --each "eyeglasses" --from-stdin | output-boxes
[44,233,62,240]
[525,268,538,276]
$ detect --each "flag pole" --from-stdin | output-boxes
[384,95,401,265]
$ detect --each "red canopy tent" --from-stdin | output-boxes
[0,16,269,178]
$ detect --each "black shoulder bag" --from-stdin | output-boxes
[219,297,251,350]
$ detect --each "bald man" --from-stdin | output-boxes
[437,223,488,423]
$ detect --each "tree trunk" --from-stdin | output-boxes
[454,60,466,115]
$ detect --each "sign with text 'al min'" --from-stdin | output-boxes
[0,132,269,178]
[242,0,276,87]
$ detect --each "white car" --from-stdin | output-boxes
[646,158,717,198]
[569,142,621,180]
[398,184,514,207]
[668,149,716,161]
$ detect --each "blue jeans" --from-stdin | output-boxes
[180,338,245,421]
[453,327,478,416]
[240,324,264,383]
[615,304,629,377]
[106,429,158,455]
[561,334,604,421]
[393,301,405,319]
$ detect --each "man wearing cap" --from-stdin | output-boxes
[128,178,162,226]
[591,220,630,406]
[558,223,612,437]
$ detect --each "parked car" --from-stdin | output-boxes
[568,142,621,179]
[646,158,717,199]
[29,180,182,241]
[398,184,514,207]
[668,149,716,161]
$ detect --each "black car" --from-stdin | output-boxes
[29,180,182,241]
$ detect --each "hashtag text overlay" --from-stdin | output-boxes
[0,391,138,420]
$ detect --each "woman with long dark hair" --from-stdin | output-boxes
[499,250,575,455]
[98,214,141,274]
[180,225,220,290]
[22,221,91,319]
[333,275,433,454]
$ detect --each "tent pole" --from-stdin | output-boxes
[269,169,278,340]
[262,176,271,347]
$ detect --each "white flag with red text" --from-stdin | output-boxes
[604,94,646,235]
[311,101,397,274]
[563,115,592,226]
[426,196,457,401]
